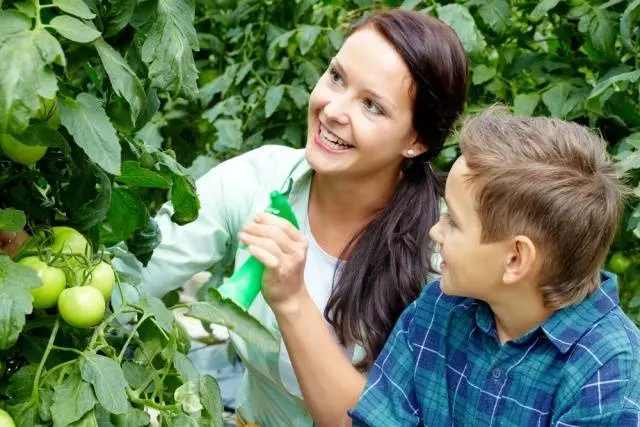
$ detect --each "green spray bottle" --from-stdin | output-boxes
[216,189,299,310]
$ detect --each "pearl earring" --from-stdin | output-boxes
[407,149,415,157]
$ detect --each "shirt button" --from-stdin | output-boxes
[492,368,502,379]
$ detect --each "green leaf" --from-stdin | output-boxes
[0,208,26,232]
[621,0,640,51]
[19,124,70,150]
[472,64,496,85]
[589,70,640,100]
[122,361,153,389]
[328,30,344,50]
[106,188,148,242]
[14,2,36,18]
[173,413,199,427]
[287,85,308,109]
[103,0,138,37]
[141,0,199,99]
[265,86,285,118]
[49,15,101,43]
[0,13,64,133]
[70,411,99,427]
[112,407,150,427]
[139,293,174,333]
[200,375,223,427]
[580,10,617,56]
[59,93,121,175]
[531,0,562,18]
[298,25,322,54]
[513,93,540,116]
[116,161,171,188]
[214,119,243,151]
[437,4,486,54]
[170,174,200,225]
[80,354,129,415]
[52,0,96,19]
[51,369,97,427]
[7,398,39,427]
[95,38,146,124]
[0,254,40,349]
[542,83,580,117]
[6,365,38,399]
[478,0,511,34]
[174,352,199,383]
[187,290,279,353]
[202,96,243,123]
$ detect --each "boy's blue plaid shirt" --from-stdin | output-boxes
[350,272,640,426]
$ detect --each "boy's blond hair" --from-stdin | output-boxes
[458,108,624,309]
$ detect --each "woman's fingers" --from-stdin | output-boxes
[246,243,280,269]
[255,213,305,243]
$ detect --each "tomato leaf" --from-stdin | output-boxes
[437,4,486,54]
[52,0,96,19]
[297,25,321,54]
[213,119,243,152]
[477,0,511,34]
[621,0,640,51]
[139,293,174,333]
[173,413,200,427]
[7,397,39,427]
[19,125,70,150]
[0,12,65,133]
[0,207,26,232]
[200,375,224,427]
[0,254,40,349]
[513,93,540,116]
[174,352,199,384]
[287,85,308,109]
[265,86,284,118]
[51,368,97,426]
[141,0,199,99]
[170,174,200,225]
[49,15,101,43]
[187,290,279,353]
[80,354,129,415]
[103,0,138,37]
[116,161,171,188]
[95,39,146,124]
[112,407,150,427]
[105,188,148,244]
[58,93,121,175]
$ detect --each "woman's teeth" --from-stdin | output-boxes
[319,126,352,151]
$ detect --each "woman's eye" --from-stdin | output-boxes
[329,67,343,85]
[443,212,457,228]
[363,98,383,115]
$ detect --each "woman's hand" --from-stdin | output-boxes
[238,212,308,313]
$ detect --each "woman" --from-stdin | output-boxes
[116,8,468,426]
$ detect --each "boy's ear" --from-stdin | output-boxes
[503,236,539,285]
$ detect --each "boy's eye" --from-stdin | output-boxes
[363,98,383,115]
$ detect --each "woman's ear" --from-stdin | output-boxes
[404,137,427,158]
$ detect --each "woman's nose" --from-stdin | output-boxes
[323,94,350,125]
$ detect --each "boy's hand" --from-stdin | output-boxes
[0,230,29,258]
[238,212,309,313]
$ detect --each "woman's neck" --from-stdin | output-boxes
[310,170,400,226]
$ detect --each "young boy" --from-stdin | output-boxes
[350,110,640,426]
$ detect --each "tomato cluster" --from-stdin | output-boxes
[18,227,115,328]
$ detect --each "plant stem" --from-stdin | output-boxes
[126,387,180,411]
[32,316,60,398]
[117,314,151,362]
[51,345,85,356]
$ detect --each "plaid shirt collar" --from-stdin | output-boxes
[474,271,618,353]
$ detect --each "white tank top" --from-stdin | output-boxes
[277,216,355,397]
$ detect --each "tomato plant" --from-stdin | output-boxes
[0,0,278,424]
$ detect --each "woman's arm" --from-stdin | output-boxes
[240,213,366,426]
[275,291,365,426]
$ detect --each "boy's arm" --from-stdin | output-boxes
[554,357,640,425]
[349,300,421,427]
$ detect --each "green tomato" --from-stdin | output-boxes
[0,134,47,165]
[37,97,61,129]
[0,409,15,427]
[51,226,90,256]
[87,261,115,300]
[58,286,105,328]
[18,256,66,309]
[608,251,632,274]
